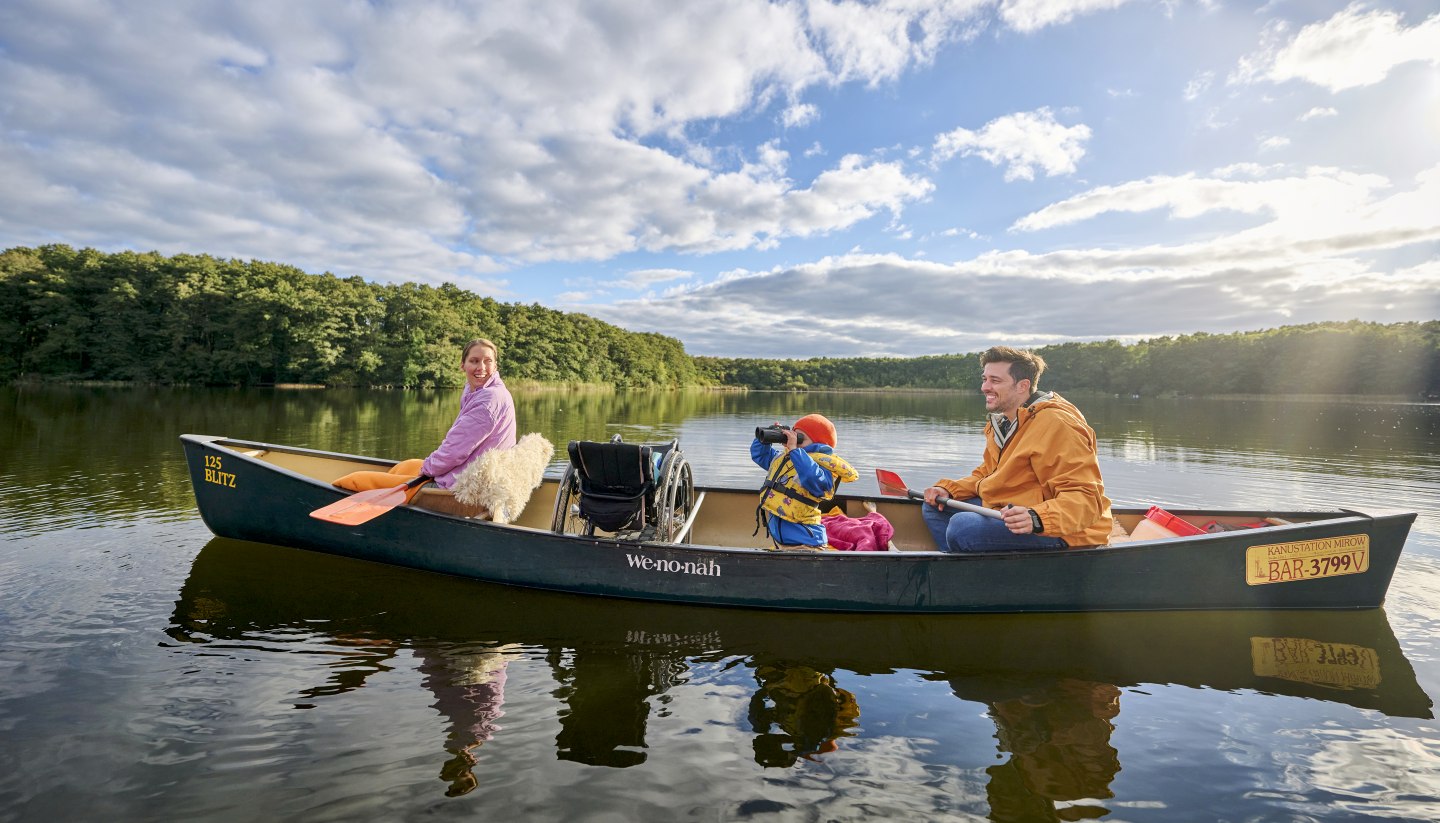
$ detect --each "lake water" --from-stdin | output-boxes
[3,385,1439,821]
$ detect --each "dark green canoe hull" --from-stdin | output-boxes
[181,434,1415,613]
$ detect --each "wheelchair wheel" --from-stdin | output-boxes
[550,465,588,535]
[653,450,695,542]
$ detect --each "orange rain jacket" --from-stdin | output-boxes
[934,392,1113,547]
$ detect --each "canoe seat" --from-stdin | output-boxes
[1107,518,1133,545]
[411,486,492,520]
[552,434,695,542]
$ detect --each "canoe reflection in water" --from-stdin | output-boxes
[166,538,1432,802]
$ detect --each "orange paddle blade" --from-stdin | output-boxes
[875,469,911,497]
[310,483,412,526]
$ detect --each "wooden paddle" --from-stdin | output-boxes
[875,469,1004,520]
[310,475,429,526]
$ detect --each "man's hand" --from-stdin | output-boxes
[1001,505,1035,534]
[923,486,949,509]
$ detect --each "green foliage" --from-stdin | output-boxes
[3,244,1434,396]
[0,245,701,388]
[704,321,1440,397]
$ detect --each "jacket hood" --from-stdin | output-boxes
[1018,391,1086,423]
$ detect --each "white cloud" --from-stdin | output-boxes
[932,108,1091,181]
[591,163,1440,356]
[1014,166,1392,229]
[1006,164,1440,290]
[592,241,1440,358]
[782,102,819,128]
[806,0,993,83]
[1184,70,1214,101]
[621,268,695,289]
[1235,4,1440,92]
[1259,135,1291,151]
[1299,106,1338,121]
[753,141,790,177]
[941,227,984,239]
[998,0,1135,33]
[0,0,979,286]
[1213,162,1284,179]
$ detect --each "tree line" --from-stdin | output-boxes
[3,245,1436,396]
[698,321,1440,397]
[0,245,697,387]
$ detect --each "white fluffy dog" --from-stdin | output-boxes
[450,433,555,524]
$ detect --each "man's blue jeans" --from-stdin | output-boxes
[922,498,1068,552]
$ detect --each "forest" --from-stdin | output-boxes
[0,245,697,388]
[697,323,1440,397]
[3,245,1437,396]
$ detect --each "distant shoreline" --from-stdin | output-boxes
[6,379,1430,404]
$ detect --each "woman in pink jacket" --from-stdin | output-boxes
[334,338,517,495]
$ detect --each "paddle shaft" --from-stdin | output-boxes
[875,468,1008,521]
[903,487,1006,520]
[354,473,429,505]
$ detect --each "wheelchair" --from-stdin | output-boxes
[550,435,695,542]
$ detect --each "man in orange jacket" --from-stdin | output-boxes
[923,346,1113,551]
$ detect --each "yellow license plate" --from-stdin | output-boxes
[1245,534,1369,585]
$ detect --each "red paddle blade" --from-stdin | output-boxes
[875,469,910,497]
[310,484,410,526]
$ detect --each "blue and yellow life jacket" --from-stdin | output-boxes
[758,448,859,526]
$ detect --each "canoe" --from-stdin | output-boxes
[180,434,1416,613]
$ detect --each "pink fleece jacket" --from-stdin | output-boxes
[421,373,517,488]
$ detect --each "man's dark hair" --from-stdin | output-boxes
[980,346,1046,389]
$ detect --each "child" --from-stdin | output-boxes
[751,413,859,549]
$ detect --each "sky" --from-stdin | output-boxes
[2,0,1438,358]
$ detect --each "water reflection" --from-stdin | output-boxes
[298,635,521,795]
[547,640,686,769]
[748,662,860,767]
[418,643,518,796]
[165,538,1432,804]
[945,674,1121,821]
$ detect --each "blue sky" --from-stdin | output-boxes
[2,0,1437,357]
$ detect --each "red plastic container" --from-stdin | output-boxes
[1144,506,1205,537]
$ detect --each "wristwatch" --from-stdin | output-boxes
[1028,509,1043,533]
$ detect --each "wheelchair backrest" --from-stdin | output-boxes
[568,439,654,498]
[567,438,657,533]
[560,437,687,537]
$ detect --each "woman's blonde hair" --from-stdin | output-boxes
[461,338,498,363]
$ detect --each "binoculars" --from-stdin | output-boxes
[755,424,792,445]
